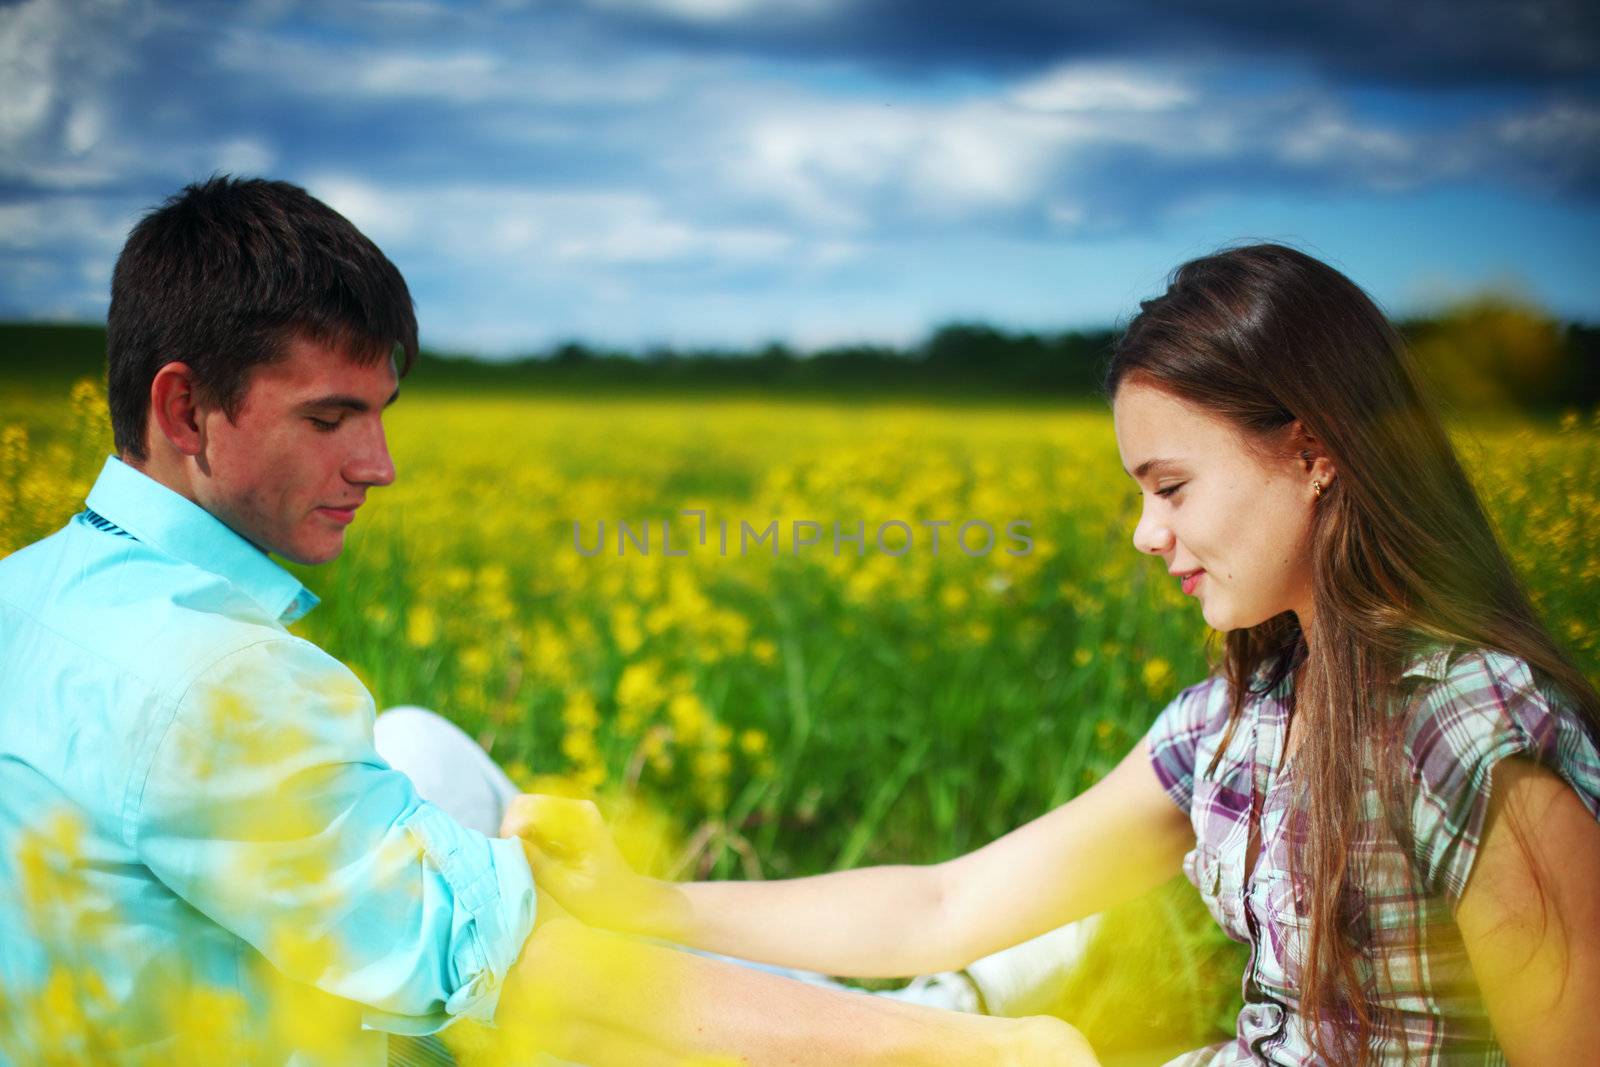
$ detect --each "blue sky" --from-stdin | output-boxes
[2,0,1596,356]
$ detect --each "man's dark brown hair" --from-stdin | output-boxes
[107,175,419,460]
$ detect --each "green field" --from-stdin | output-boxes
[4,370,1597,1062]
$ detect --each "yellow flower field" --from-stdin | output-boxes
[2,380,1597,1061]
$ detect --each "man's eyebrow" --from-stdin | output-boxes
[298,388,401,413]
[1125,457,1183,479]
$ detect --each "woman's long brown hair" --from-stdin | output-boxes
[1105,243,1600,1063]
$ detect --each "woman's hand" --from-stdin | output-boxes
[501,794,688,939]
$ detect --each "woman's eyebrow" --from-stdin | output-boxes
[1125,457,1184,479]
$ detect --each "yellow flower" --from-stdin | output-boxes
[611,603,644,656]
[562,690,600,730]
[459,645,493,677]
[738,728,768,757]
[1141,657,1174,695]
[668,692,710,746]
[750,638,778,666]
[617,661,666,715]
[405,605,437,648]
[693,748,731,783]
[561,728,599,766]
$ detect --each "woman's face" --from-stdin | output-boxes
[1112,378,1328,634]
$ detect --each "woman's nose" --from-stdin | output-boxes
[1132,509,1174,556]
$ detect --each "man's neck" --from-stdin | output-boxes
[122,449,201,508]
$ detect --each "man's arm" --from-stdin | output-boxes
[132,639,536,1033]
[483,917,1099,1067]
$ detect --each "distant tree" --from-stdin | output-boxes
[921,323,1009,370]
[1561,324,1600,408]
[550,341,594,365]
[1409,295,1571,411]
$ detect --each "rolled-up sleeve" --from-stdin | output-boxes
[1142,675,1226,814]
[126,637,537,1036]
[1400,650,1600,915]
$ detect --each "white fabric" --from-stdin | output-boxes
[965,914,1104,1017]
[374,705,520,837]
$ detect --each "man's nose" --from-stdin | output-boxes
[348,421,396,487]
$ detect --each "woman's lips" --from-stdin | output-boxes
[1181,570,1205,595]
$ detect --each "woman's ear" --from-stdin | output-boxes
[1289,423,1336,487]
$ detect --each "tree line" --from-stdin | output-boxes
[3,300,1596,412]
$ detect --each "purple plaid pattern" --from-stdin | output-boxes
[1144,644,1600,1065]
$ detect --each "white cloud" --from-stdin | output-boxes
[725,94,1092,228]
[1013,64,1194,113]
[1492,99,1600,159]
[705,70,1478,235]
[354,49,502,102]
[1276,109,1414,169]
[211,30,685,106]
[585,0,837,23]
[0,198,134,276]
[62,101,103,154]
[0,0,160,187]
[0,0,61,143]
[1046,200,1086,229]
[313,174,426,243]
[211,136,277,176]
[305,174,798,267]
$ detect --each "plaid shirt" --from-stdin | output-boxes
[1145,643,1600,1065]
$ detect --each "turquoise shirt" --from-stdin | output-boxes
[0,457,537,1065]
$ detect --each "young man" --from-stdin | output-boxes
[0,177,1094,1066]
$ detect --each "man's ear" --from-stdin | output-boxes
[149,362,206,458]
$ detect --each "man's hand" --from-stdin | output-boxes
[999,1016,1101,1066]
[500,794,688,939]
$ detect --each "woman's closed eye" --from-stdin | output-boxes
[1156,482,1186,499]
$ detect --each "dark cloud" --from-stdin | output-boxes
[569,0,1600,90]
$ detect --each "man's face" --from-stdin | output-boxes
[192,334,399,565]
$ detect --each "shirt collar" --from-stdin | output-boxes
[83,455,320,626]
[1244,638,1457,690]
[1397,639,1458,683]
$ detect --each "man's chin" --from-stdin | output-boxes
[276,532,346,566]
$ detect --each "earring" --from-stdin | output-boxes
[1312,480,1323,499]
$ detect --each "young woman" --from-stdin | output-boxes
[507,245,1600,1065]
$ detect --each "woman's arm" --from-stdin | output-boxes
[1456,757,1600,1064]
[505,736,1195,978]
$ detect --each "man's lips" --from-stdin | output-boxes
[317,504,360,525]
